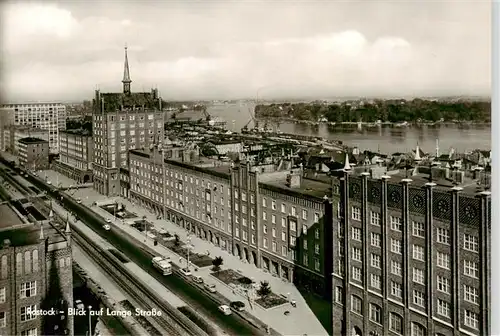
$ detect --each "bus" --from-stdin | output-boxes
[152,256,172,275]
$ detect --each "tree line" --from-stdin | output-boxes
[254,99,491,123]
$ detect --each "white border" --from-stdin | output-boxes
[491,1,499,335]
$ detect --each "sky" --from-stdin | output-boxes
[0,0,492,102]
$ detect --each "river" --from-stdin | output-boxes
[182,103,491,154]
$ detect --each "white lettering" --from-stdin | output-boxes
[135,308,162,316]
[106,308,132,317]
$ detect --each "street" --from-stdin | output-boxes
[23,172,267,336]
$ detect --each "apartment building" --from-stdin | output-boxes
[0,103,66,153]
[126,148,335,298]
[92,47,164,196]
[54,129,94,183]
[330,169,491,336]
[2,126,49,155]
[0,203,74,336]
[18,138,49,170]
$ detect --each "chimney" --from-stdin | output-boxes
[343,153,351,171]
[435,138,440,157]
[285,168,302,188]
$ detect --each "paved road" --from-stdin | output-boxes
[26,175,265,336]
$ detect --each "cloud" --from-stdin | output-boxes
[0,1,491,102]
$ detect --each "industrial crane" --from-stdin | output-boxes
[241,108,258,133]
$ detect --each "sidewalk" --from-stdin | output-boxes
[70,187,328,336]
[52,199,227,336]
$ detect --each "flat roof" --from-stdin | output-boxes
[0,203,24,229]
[0,222,66,247]
[262,178,331,201]
[18,137,48,144]
[62,128,92,136]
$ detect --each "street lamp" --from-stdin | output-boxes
[186,235,192,271]
[88,305,92,336]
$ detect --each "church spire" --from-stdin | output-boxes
[122,44,132,95]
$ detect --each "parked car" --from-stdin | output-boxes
[180,268,192,276]
[103,224,111,231]
[218,305,231,315]
[76,198,82,204]
[230,301,246,312]
[204,283,217,293]
[192,275,204,283]
[106,218,112,223]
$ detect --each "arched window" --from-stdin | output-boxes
[24,251,31,274]
[16,253,22,275]
[302,225,308,234]
[335,286,344,305]
[32,250,39,272]
[59,258,65,268]
[0,255,7,279]
[65,257,71,267]
[369,303,382,324]
[351,295,363,315]
[411,322,427,336]
[389,313,403,334]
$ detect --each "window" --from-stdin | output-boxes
[0,311,4,328]
[281,218,286,228]
[412,244,425,261]
[262,198,266,207]
[413,268,425,284]
[352,266,362,281]
[391,260,402,276]
[281,246,287,257]
[370,212,380,225]
[371,254,381,268]
[352,207,361,221]
[464,285,479,304]
[390,216,402,231]
[314,213,319,223]
[314,243,320,254]
[271,214,276,224]
[0,287,4,303]
[437,299,450,317]
[391,281,402,298]
[281,203,286,213]
[302,209,307,220]
[369,304,382,324]
[391,239,402,254]
[315,228,320,239]
[20,305,36,321]
[262,212,267,221]
[263,225,267,234]
[335,287,344,305]
[282,232,287,241]
[389,313,403,334]
[314,258,320,271]
[263,238,268,248]
[464,234,479,252]
[352,247,362,262]
[464,309,479,329]
[351,295,362,315]
[412,221,425,237]
[437,228,450,245]
[272,200,276,210]
[464,260,478,278]
[352,227,362,241]
[291,206,296,216]
[20,281,36,298]
[370,274,381,289]
[303,255,309,266]
[302,225,308,234]
[21,328,37,336]
[413,290,425,307]
[410,322,426,336]
[437,276,450,294]
[272,241,277,252]
[371,233,381,247]
[437,252,450,269]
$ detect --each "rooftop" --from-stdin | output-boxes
[0,222,66,247]
[262,177,331,201]
[0,203,24,230]
[18,137,49,144]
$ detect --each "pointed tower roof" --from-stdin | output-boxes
[343,153,351,171]
[122,45,132,84]
[414,143,422,161]
[65,218,71,234]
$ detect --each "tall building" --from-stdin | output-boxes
[0,203,74,336]
[330,167,491,336]
[0,103,66,153]
[18,137,50,171]
[54,129,94,183]
[92,46,165,196]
